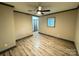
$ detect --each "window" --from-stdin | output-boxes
[48,17,56,27]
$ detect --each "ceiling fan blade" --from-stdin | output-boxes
[41,10,50,12]
[28,6,38,12]
[41,12,44,15]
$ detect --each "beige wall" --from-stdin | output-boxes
[40,10,77,41]
[14,12,33,40]
[0,4,16,52]
[75,9,79,54]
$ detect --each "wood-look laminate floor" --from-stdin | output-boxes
[0,32,77,56]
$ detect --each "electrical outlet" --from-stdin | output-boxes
[4,44,8,47]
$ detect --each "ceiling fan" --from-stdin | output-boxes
[28,6,50,15]
[36,6,50,15]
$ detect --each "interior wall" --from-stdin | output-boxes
[40,10,77,41]
[0,4,16,52]
[75,8,79,54]
[14,12,33,40]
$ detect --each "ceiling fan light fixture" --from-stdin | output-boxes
[37,11,41,15]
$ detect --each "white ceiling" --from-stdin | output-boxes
[6,2,79,16]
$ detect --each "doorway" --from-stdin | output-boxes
[32,16,39,32]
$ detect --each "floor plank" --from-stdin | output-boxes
[0,32,77,56]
